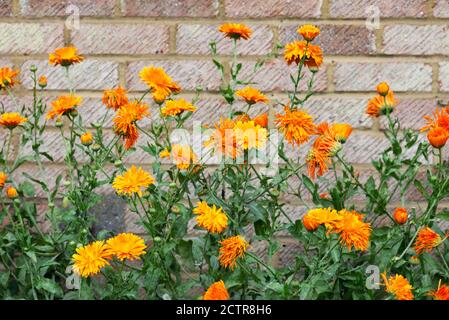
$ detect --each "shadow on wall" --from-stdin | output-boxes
[90,193,126,235]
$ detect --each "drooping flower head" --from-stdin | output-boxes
[105,233,147,261]
[284,40,323,68]
[414,227,442,255]
[72,241,110,278]
[113,101,149,149]
[235,87,269,105]
[47,95,82,120]
[218,235,248,269]
[331,123,352,143]
[102,87,129,111]
[233,120,268,150]
[393,207,408,225]
[381,273,414,300]
[203,280,230,300]
[302,207,342,231]
[253,113,268,127]
[366,90,397,117]
[139,66,181,103]
[275,106,316,147]
[0,112,28,129]
[297,24,320,41]
[331,209,371,251]
[161,98,196,117]
[49,46,84,66]
[0,172,6,189]
[427,127,449,148]
[0,67,19,89]
[219,23,252,40]
[193,201,228,234]
[429,281,449,300]
[112,165,155,197]
[171,144,198,170]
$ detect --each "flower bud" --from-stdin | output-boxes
[29,65,37,72]
[48,202,55,209]
[153,236,162,243]
[169,182,177,189]
[393,207,408,225]
[114,160,122,168]
[38,75,47,88]
[376,82,390,96]
[149,208,157,214]
[91,143,101,152]
[70,109,78,117]
[171,205,181,214]
[55,119,64,128]
[62,196,70,208]
[6,186,18,199]
[80,132,93,146]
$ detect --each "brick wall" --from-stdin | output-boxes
[1,0,448,247]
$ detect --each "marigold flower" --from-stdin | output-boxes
[139,66,181,103]
[219,23,252,40]
[393,207,408,225]
[297,24,320,41]
[6,186,18,199]
[235,87,269,105]
[159,148,171,159]
[381,273,414,300]
[193,201,228,234]
[427,127,449,148]
[421,107,449,133]
[171,144,197,170]
[331,123,352,143]
[376,82,390,96]
[0,172,6,189]
[253,113,268,127]
[0,67,19,89]
[72,241,110,278]
[113,101,149,149]
[102,87,129,111]
[112,165,155,197]
[233,120,268,150]
[284,40,323,68]
[38,75,47,88]
[105,233,147,261]
[80,132,93,146]
[414,227,441,255]
[331,209,371,251]
[366,90,397,117]
[429,281,449,300]
[47,95,82,120]
[275,106,316,147]
[0,112,28,129]
[161,98,196,117]
[203,280,230,300]
[49,46,84,66]
[205,118,241,159]
[302,207,342,231]
[218,235,248,269]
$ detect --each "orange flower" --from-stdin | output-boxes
[80,132,93,146]
[0,172,6,189]
[113,101,149,149]
[275,106,316,147]
[427,127,449,148]
[160,98,196,117]
[72,241,110,278]
[38,75,47,88]
[0,67,19,90]
[6,186,18,199]
[366,90,397,117]
[331,209,371,251]
[205,118,241,159]
[421,107,449,132]
[297,24,320,41]
[218,235,248,269]
[253,113,268,127]
[302,207,342,231]
[233,120,267,150]
[104,233,147,261]
[112,165,155,197]
[376,82,390,96]
[284,40,323,68]
[49,46,84,66]
[193,201,228,234]
[331,123,352,143]
[382,273,414,300]
[219,23,252,40]
[235,87,269,105]
[171,144,197,170]
[429,281,449,300]
[102,87,129,111]
[47,95,82,120]
[393,207,408,225]
[414,227,441,255]
[0,112,28,129]
[203,280,230,300]
[139,66,181,103]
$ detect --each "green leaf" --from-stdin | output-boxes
[36,278,63,297]
[20,181,35,197]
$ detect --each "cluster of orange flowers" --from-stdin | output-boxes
[421,106,449,149]
[366,82,398,117]
[0,172,18,199]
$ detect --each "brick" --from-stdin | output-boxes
[77,97,114,128]
[281,24,376,55]
[72,24,169,55]
[124,209,145,234]
[434,0,449,17]
[276,238,302,267]
[176,24,273,56]
[224,0,322,18]
[121,0,219,17]
[439,62,449,92]
[380,99,437,130]
[334,62,432,92]
[329,0,426,18]
[20,0,116,16]
[0,1,12,16]
[21,60,119,90]
[0,23,64,55]
[12,165,67,198]
[126,60,221,92]
[383,25,449,55]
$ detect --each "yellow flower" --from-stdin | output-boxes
[72,241,110,278]
[414,227,442,255]
[235,87,269,105]
[105,233,147,261]
[159,148,171,159]
[102,87,129,111]
[233,120,267,150]
[381,273,414,300]
[80,132,93,146]
[113,101,149,149]
[171,144,197,170]
[203,280,230,300]
[49,46,84,66]
[0,67,19,90]
[139,66,181,103]
[112,165,155,197]
[330,209,371,251]
[302,208,342,231]
[47,95,82,120]
[297,24,320,41]
[218,235,248,269]
[161,98,196,117]
[38,75,47,88]
[376,82,390,96]
[0,172,6,189]
[331,123,352,143]
[275,106,316,147]
[6,186,18,199]
[0,112,28,129]
[284,40,323,68]
[193,201,228,234]
[219,23,252,40]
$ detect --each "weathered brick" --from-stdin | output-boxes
[176,24,273,56]
[12,165,67,198]
[434,0,449,17]
[276,238,302,267]
[21,60,119,90]
[439,62,449,92]
[224,0,322,18]
[121,0,219,17]
[0,1,12,16]
[72,24,169,55]
[20,0,116,16]
[124,208,145,234]
[329,0,426,18]
[334,62,432,92]
[0,23,64,54]
[126,60,221,92]
[380,99,437,130]
[281,24,376,55]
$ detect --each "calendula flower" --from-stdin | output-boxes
[331,123,352,143]
[6,186,18,199]
[205,118,241,158]
[193,202,228,234]
[113,101,149,149]
[284,40,323,68]
[275,106,316,147]
[306,148,328,180]
[302,207,342,231]
[219,23,252,40]
[203,280,230,300]
[381,273,414,300]
[393,207,408,225]
[427,127,449,148]
[366,90,397,117]
[171,144,197,170]
[38,75,47,88]
[429,281,449,300]
[0,67,19,90]
[47,95,82,120]
[331,209,371,251]
[376,82,390,96]
[72,241,110,278]
[414,227,442,255]
[112,165,155,197]
[218,235,248,269]
[105,233,147,261]
[139,66,181,103]
[49,46,84,66]
[421,107,449,133]
[0,112,28,129]
[0,172,6,189]
[297,24,320,41]
[235,87,269,105]
[233,120,268,150]
[253,113,268,127]
[161,98,196,117]
[159,148,170,159]
[80,132,93,146]
[102,87,129,111]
